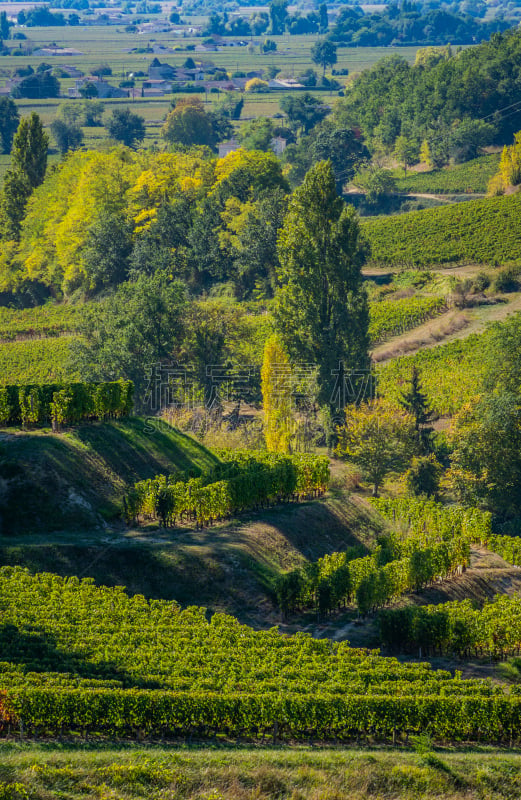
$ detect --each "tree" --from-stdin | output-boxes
[70,272,188,405]
[319,3,328,32]
[399,366,435,453]
[106,108,145,148]
[393,135,418,176]
[311,39,337,75]
[280,93,328,136]
[261,334,294,453]
[274,160,369,411]
[336,399,415,496]
[0,98,19,154]
[244,78,269,93]
[14,72,60,99]
[238,118,274,152]
[11,112,48,189]
[161,98,215,148]
[269,0,288,35]
[79,82,99,99]
[309,125,369,192]
[50,118,83,154]
[353,165,396,204]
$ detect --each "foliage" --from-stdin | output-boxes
[0,98,19,155]
[127,450,330,527]
[379,595,521,658]
[336,399,416,496]
[311,39,337,74]
[50,119,83,155]
[0,380,133,427]
[106,108,145,148]
[261,334,293,453]
[275,160,369,409]
[71,272,187,404]
[399,365,435,453]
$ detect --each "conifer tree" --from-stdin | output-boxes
[400,366,435,453]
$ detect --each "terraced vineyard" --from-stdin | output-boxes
[0,567,520,743]
[363,193,521,267]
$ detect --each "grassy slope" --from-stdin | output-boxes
[0,742,520,799]
[0,417,219,533]
[363,191,521,266]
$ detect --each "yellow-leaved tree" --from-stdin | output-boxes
[335,398,416,496]
[261,333,294,453]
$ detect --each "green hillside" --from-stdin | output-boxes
[363,192,521,267]
[394,154,500,195]
[0,418,219,533]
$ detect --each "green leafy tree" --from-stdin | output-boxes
[280,93,329,136]
[311,39,337,75]
[393,135,418,176]
[310,125,369,192]
[238,118,274,152]
[319,3,328,32]
[70,272,188,406]
[269,0,288,34]
[106,108,145,148]
[0,11,9,40]
[50,118,83,154]
[0,97,19,154]
[274,160,369,411]
[162,98,217,148]
[79,82,99,99]
[0,112,48,240]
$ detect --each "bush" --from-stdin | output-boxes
[493,263,521,293]
[405,454,443,497]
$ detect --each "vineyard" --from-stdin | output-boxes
[0,567,520,743]
[0,381,134,427]
[369,296,446,344]
[363,192,521,267]
[379,595,521,658]
[126,450,330,528]
[0,304,80,342]
[275,498,492,618]
[0,337,78,385]
[394,154,500,195]
[376,334,486,415]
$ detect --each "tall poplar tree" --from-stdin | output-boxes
[0,112,48,240]
[274,160,369,413]
[261,333,294,453]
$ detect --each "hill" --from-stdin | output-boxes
[0,417,219,534]
[363,192,521,267]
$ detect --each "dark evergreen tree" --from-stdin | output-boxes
[400,366,435,453]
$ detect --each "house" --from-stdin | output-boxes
[271,137,287,156]
[268,78,305,89]
[72,76,129,99]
